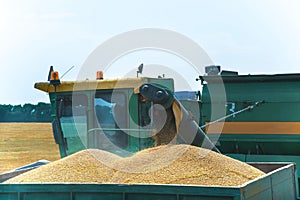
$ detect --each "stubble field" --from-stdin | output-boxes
[0,123,60,173]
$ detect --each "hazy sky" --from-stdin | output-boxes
[1,0,300,104]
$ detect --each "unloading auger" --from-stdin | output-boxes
[139,83,220,153]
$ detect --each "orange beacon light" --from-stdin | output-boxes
[50,71,61,86]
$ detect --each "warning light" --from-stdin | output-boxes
[96,71,103,80]
[51,71,60,81]
[50,71,61,86]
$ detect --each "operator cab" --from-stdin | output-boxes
[35,72,174,157]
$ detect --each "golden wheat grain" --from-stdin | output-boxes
[5,145,265,186]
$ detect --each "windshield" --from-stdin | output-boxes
[92,92,128,151]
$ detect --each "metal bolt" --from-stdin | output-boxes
[141,85,149,92]
[156,90,163,97]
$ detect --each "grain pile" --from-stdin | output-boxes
[110,145,265,186]
[5,145,265,186]
[4,149,120,183]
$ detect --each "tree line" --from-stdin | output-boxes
[0,103,52,122]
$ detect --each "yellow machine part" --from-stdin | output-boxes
[34,78,150,93]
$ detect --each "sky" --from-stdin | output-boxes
[1,0,300,105]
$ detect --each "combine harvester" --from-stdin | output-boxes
[199,66,300,178]
[0,66,299,199]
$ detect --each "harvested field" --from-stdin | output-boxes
[0,123,60,173]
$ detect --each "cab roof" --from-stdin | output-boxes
[35,77,174,93]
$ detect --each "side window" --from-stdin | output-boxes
[59,95,87,117]
[57,94,88,154]
[94,92,128,149]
